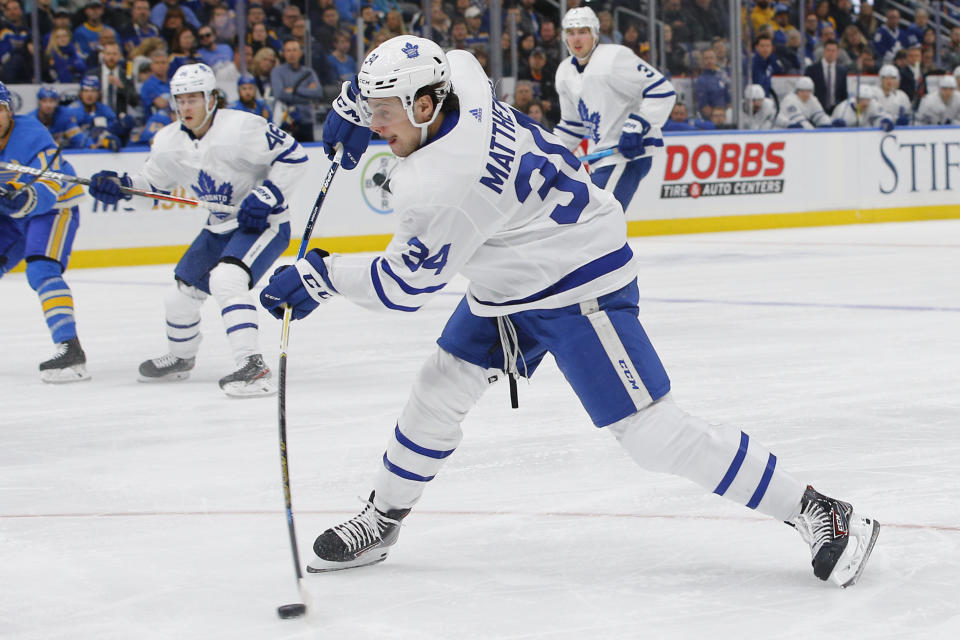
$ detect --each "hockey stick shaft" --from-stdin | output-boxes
[0,160,238,214]
[580,147,617,164]
[277,148,343,607]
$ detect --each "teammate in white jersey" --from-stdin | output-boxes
[831,85,895,129]
[553,7,675,213]
[742,84,776,129]
[915,75,960,125]
[88,63,308,397]
[775,77,831,128]
[259,36,880,588]
[877,65,912,126]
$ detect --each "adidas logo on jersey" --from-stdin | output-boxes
[470,108,483,122]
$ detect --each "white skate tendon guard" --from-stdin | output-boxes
[832,512,881,588]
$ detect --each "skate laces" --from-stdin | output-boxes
[48,342,69,359]
[792,497,836,557]
[152,353,181,368]
[332,496,403,552]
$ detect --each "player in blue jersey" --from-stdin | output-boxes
[66,76,123,150]
[228,74,273,122]
[29,86,91,149]
[0,82,90,382]
[260,36,880,588]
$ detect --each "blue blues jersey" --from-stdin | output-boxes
[0,116,85,218]
[28,107,91,149]
[228,98,273,122]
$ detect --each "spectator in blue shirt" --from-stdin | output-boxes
[140,49,171,117]
[73,1,118,57]
[694,48,730,119]
[327,29,355,82]
[229,73,273,121]
[750,33,783,97]
[120,0,161,56]
[662,102,716,131]
[43,26,86,82]
[151,0,201,30]
[196,23,233,68]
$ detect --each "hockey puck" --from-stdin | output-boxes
[277,603,307,619]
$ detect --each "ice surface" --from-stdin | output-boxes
[2,221,959,639]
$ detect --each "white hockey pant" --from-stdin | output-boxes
[607,395,805,521]
[373,348,500,512]
[209,261,260,365]
[164,280,207,359]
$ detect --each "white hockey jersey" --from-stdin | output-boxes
[741,98,776,129]
[914,91,960,125]
[554,44,676,170]
[130,109,308,233]
[326,51,636,317]
[830,98,891,127]
[877,88,912,124]
[775,93,830,128]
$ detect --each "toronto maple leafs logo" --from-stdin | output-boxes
[578,99,601,144]
[401,42,419,58]
[191,170,233,217]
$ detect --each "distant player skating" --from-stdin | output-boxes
[88,63,308,397]
[260,37,880,588]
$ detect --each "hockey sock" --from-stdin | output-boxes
[209,262,259,364]
[165,280,206,359]
[36,276,77,343]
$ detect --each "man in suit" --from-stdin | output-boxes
[804,39,847,113]
[87,41,138,117]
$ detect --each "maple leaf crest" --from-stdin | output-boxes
[190,170,234,215]
[577,99,602,144]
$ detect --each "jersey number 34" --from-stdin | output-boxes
[514,116,589,225]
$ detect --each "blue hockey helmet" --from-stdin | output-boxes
[80,75,101,91]
[237,73,256,87]
[0,81,11,111]
[37,85,60,101]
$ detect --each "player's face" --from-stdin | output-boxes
[882,76,897,92]
[38,97,59,116]
[367,97,422,158]
[941,87,954,103]
[565,27,594,59]
[0,106,11,139]
[796,89,812,102]
[80,88,98,106]
[175,92,213,130]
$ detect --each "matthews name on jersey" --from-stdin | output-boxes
[554,44,675,170]
[324,51,637,317]
[128,108,306,231]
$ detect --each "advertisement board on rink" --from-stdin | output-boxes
[60,127,960,264]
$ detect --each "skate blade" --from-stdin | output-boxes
[138,371,191,383]
[40,365,91,384]
[220,380,277,398]
[834,516,881,588]
[306,550,389,573]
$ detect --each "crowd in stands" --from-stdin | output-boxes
[3,0,959,148]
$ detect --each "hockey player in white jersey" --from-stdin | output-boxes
[775,77,831,128]
[742,84,776,129]
[877,65,912,126]
[831,85,895,130]
[259,36,880,588]
[553,7,675,213]
[88,63,308,397]
[915,75,960,125]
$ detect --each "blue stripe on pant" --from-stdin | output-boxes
[590,157,653,213]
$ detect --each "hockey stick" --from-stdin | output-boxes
[275,147,343,620]
[0,143,65,200]
[580,146,617,164]
[0,160,238,215]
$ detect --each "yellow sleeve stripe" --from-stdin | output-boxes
[58,184,84,202]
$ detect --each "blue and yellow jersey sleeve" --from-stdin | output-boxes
[0,116,82,215]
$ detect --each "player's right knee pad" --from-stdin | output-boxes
[376,348,499,509]
[164,280,207,357]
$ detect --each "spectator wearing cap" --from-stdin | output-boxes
[915,75,960,124]
[874,9,919,65]
[271,38,326,141]
[327,29,355,81]
[771,4,793,48]
[805,39,847,113]
[151,0,201,31]
[694,48,729,119]
[229,74,273,121]
[43,26,87,82]
[120,0,160,56]
[30,86,90,149]
[67,76,123,150]
[196,23,232,68]
[88,40,138,117]
[140,48,170,117]
[519,46,559,122]
[877,64,912,125]
[74,1,118,58]
[775,76,830,128]
[463,5,489,48]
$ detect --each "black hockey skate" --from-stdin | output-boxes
[138,354,195,382]
[787,485,880,588]
[218,354,275,398]
[39,337,90,383]
[307,492,410,573]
